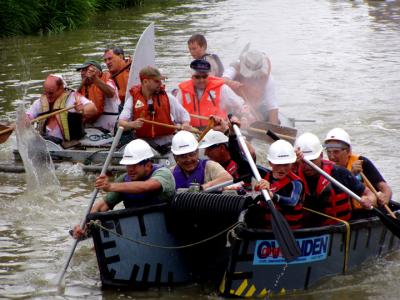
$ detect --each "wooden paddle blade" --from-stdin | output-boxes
[0,125,14,144]
[250,120,297,144]
[372,207,400,239]
[267,201,301,262]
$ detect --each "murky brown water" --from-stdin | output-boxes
[1,0,400,299]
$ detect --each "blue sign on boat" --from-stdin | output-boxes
[253,235,330,265]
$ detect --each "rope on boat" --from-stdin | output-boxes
[304,207,351,273]
[88,219,244,250]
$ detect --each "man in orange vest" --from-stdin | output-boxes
[76,60,120,133]
[103,47,131,105]
[118,66,191,144]
[324,128,392,208]
[176,59,244,128]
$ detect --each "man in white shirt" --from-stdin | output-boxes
[27,74,97,143]
[223,49,279,125]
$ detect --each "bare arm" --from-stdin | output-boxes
[377,181,392,206]
[96,174,162,194]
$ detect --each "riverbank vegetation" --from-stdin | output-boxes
[0,0,143,37]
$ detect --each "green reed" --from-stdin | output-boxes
[0,0,144,37]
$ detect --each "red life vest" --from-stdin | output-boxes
[179,76,226,127]
[298,160,352,224]
[262,171,303,229]
[221,159,239,179]
[130,85,175,138]
[112,63,130,104]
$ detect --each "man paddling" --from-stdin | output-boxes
[76,60,120,133]
[223,48,279,125]
[26,74,97,145]
[118,66,191,145]
[171,130,232,190]
[324,128,392,210]
[187,34,224,77]
[103,47,131,105]
[294,133,377,225]
[176,59,244,128]
[72,138,175,239]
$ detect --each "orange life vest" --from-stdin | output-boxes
[298,160,352,225]
[112,62,130,104]
[179,76,226,127]
[78,73,108,122]
[345,153,363,210]
[130,85,175,138]
[262,171,303,229]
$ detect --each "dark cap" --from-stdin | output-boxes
[190,59,211,73]
[76,60,102,71]
[139,66,166,81]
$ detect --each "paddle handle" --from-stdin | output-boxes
[360,172,397,219]
[190,113,208,121]
[57,126,124,286]
[303,159,368,206]
[0,105,77,137]
[31,105,77,123]
[247,127,295,142]
[233,124,272,203]
[141,119,200,134]
[197,118,215,142]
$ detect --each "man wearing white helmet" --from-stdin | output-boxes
[171,130,232,190]
[295,132,376,225]
[72,139,175,239]
[223,48,279,125]
[324,128,392,209]
[255,140,304,229]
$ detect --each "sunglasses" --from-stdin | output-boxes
[192,74,208,79]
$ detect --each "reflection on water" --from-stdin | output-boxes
[0,0,400,299]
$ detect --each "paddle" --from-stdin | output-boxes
[233,124,301,261]
[56,126,124,286]
[197,117,215,142]
[360,172,397,219]
[204,173,251,193]
[141,119,200,134]
[0,105,76,144]
[303,158,400,239]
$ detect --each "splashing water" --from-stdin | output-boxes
[15,106,60,193]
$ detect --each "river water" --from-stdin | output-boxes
[1,0,400,299]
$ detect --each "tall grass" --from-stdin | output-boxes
[0,0,144,37]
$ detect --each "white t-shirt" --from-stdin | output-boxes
[119,92,190,124]
[223,65,278,112]
[90,79,121,133]
[175,83,244,115]
[27,91,93,140]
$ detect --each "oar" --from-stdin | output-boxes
[189,114,296,144]
[141,119,200,134]
[56,126,124,286]
[303,158,400,239]
[0,105,76,144]
[197,117,215,142]
[360,172,397,219]
[233,124,301,261]
[204,173,251,193]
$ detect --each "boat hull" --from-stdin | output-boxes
[86,195,400,296]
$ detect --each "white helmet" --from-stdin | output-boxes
[119,139,154,165]
[171,130,198,155]
[295,132,323,160]
[198,129,228,149]
[267,140,296,164]
[324,128,351,147]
